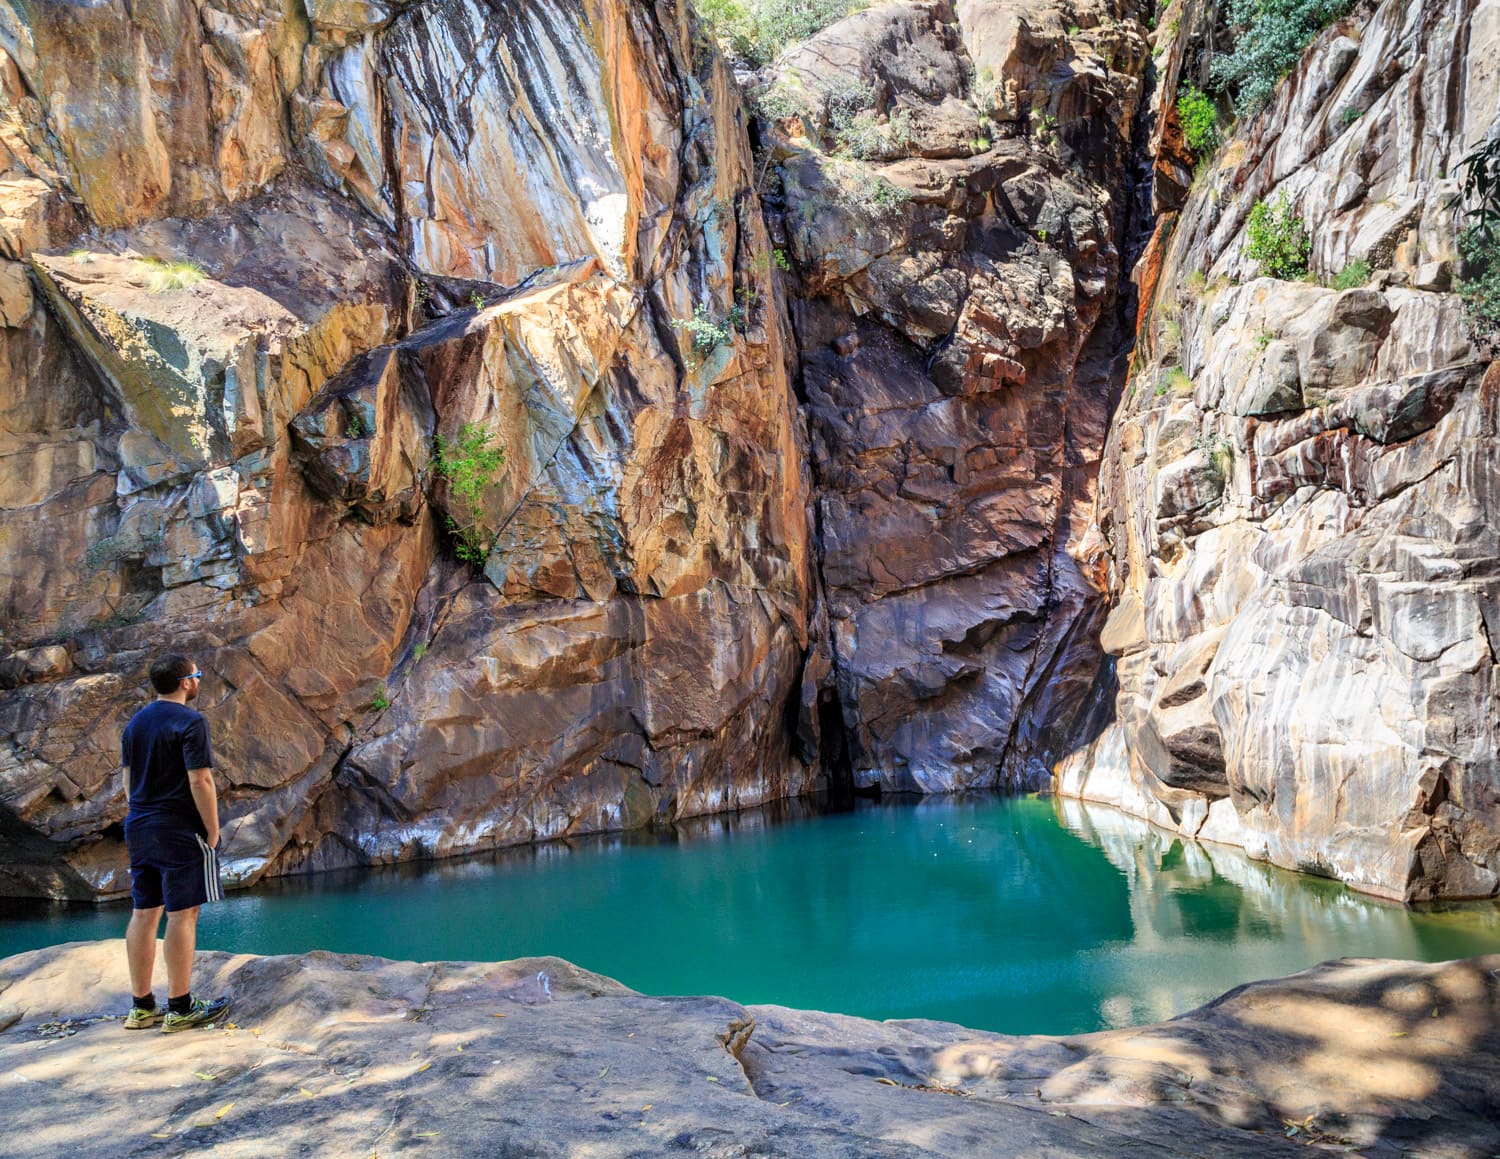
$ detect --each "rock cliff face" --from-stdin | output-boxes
[0,0,815,896]
[761,0,1150,792]
[4,0,1494,905]
[1060,0,1500,900]
[0,0,1163,899]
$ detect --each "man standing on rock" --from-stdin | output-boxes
[119,654,231,1032]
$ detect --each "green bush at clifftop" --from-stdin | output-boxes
[1210,0,1355,114]
[698,0,863,66]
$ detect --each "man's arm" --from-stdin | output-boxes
[187,767,219,847]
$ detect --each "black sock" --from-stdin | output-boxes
[168,993,193,1015]
[133,993,155,1011]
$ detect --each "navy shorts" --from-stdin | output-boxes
[125,822,223,912]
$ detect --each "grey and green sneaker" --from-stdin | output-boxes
[123,1004,162,1030]
[161,995,232,1034]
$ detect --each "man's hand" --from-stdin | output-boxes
[187,766,220,849]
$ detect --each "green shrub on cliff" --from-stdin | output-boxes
[1245,194,1311,279]
[834,106,913,160]
[1209,0,1355,114]
[698,0,863,66]
[1456,227,1500,350]
[818,76,884,158]
[1176,86,1221,156]
[673,304,744,357]
[1454,137,1500,349]
[754,83,803,123]
[827,163,912,218]
[433,423,505,565]
[1332,259,1370,289]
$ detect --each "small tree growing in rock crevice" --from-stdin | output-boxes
[1177,86,1221,156]
[1245,194,1311,280]
[1455,138,1500,349]
[433,423,505,565]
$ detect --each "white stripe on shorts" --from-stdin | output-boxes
[197,835,222,903]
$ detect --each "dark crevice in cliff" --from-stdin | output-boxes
[816,688,856,808]
[1028,13,1167,780]
[1000,59,1164,787]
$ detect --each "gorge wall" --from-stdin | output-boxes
[1,0,1496,906]
[761,0,1148,793]
[0,0,819,897]
[0,0,1158,899]
[1059,0,1500,901]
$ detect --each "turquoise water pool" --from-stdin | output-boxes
[2,795,1497,1034]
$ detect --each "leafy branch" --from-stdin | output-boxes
[433,423,505,565]
[1454,138,1500,350]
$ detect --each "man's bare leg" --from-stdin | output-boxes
[163,905,200,1001]
[126,906,163,1000]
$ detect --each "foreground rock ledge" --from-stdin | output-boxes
[1,944,1496,1158]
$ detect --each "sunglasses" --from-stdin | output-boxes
[182,671,202,682]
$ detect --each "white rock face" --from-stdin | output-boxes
[1061,0,1500,901]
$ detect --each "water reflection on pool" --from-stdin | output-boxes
[1051,799,1500,1027]
[2,795,1496,1035]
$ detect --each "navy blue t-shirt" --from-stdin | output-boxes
[121,700,213,833]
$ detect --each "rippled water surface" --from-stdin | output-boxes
[3,795,1498,1034]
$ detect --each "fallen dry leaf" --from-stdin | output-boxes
[215,1103,234,1120]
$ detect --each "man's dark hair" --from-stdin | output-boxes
[149,654,195,695]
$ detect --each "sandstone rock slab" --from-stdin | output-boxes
[0,942,1496,1157]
